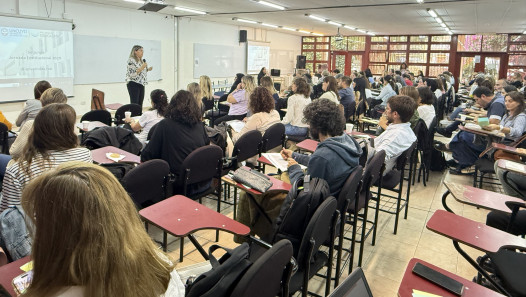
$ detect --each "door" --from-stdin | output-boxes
[457,53,506,85]
[330,51,364,76]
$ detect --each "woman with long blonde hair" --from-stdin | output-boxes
[199,75,214,112]
[21,162,185,297]
[214,75,254,125]
[187,82,203,112]
[260,76,279,102]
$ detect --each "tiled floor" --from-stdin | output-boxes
[145,157,500,297]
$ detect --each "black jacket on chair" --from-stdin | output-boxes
[82,126,142,155]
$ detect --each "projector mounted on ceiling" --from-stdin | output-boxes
[139,0,167,12]
[334,28,343,42]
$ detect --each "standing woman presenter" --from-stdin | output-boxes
[126,45,152,108]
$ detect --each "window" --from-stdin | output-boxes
[509,55,526,66]
[507,68,526,80]
[316,37,329,42]
[510,35,526,42]
[457,35,482,51]
[482,34,508,52]
[390,36,407,42]
[303,37,315,43]
[316,44,329,50]
[371,36,387,42]
[369,64,386,75]
[369,52,387,62]
[371,44,387,50]
[316,52,329,61]
[409,53,427,64]
[431,35,452,42]
[410,36,429,42]
[410,44,428,51]
[331,37,347,50]
[302,44,314,50]
[304,52,314,60]
[351,55,362,72]
[430,53,449,64]
[430,44,450,51]
[348,36,365,51]
[390,44,407,51]
[306,63,314,72]
[389,52,406,63]
[407,65,426,76]
[510,44,526,52]
[429,66,449,77]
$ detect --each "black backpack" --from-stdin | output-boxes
[100,162,136,183]
[430,143,447,172]
[186,243,252,297]
[272,176,331,256]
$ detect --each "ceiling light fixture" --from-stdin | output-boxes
[427,9,437,18]
[523,30,526,34]
[312,32,324,36]
[174,6,207,14]
[256,0,286,10]
[435,17,443,23]
[282,27,297,31]
[307,14,326,22]
[328,21,342,27]
[367,32,376,36]
[124,0,145,3]
[416,0,424,3]
[357,29,367,33]
[234,18,257,24]
[299,30,311,34]
[261,23,278,28]
[343,25,356,30]
[440,23,446,28]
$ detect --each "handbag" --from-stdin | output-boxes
[231,167,273,193]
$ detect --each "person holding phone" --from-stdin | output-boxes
[126,45,152,108]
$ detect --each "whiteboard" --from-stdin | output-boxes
[74,35,161,84]
[193,43,246,79]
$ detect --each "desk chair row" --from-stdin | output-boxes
[80,103,142,127]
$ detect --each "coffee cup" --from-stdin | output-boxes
[125,111,132,120]
[346,123,354,133]
[82,121,90,130]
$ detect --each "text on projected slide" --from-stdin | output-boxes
[0,26,74,100]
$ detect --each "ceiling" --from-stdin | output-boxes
[81,0,526,36]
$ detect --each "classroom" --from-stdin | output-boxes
[0,0,525,296]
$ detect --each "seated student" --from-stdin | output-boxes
[199,75,215,113]
[338,76,356,122]
[141,90,210,196]
[281,98,362,197]
[319,76,340,104]
[260,76,279,103]
[482,91,526,143]
[486,209,526,236]
[214,75,255,126]
[0,104,93,212]
[187,82,203,113]
[368,75,397,109]
[9,88,68,161]
[282,77,311,137]
[416,86,436,128]
[403,73,413,86]
[368,95,417,174]
[124,89,168,147]
[377,86,420,134]
[19,162,185,297]
[15,80,51,129]
[436,86,506,174]
[0,110,12,131]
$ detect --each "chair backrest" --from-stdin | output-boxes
[232,130,263,164]
[0,123,9,154]
[337,166,363,215]
[114,103,143,125]
[230,239,293,297]
[181,145,223,187]
[328,267,373,297]
[296,197,337,270]
[80,110,112,126]
[412,118,429,151]
[395,141,417,171]
[364,150,386,191]
[261,123,285,153]
[121,159,170,209]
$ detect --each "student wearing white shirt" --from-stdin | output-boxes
[125,89,168,146]
[319,76,340,104]
[20,162,185,297]
[416,87,436,129]
[282,77,311,136]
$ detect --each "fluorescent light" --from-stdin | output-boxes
[328,21,342,27]
[343,25,356,30]
[357,29,367,33]
[447,31,453,35]
[237,18,257,24]
[435,17,443,23]
[282,27,297,31]
[174,7,207,14]
[308,15,326,22]
[261,23,278,28]
[427,9,437,18]
[417,0,424,3]
[257,0,285,10]
[367,32,376,36]
[440,23,446,28]
[299,30,311,34]
[312,32,324,36]
[124,0,144,3]
[523,30,526,34]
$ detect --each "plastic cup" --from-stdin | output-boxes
[125,111,132,120]
[82,121,90,130]
[346,123,354,133]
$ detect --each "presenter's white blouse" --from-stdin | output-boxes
[126,58,148,86]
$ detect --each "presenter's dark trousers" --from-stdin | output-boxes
[127,81,145,108]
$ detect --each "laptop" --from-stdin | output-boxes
[328,268,374,297]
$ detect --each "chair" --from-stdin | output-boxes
[231,239,294,297]
[80,109,112,126]
[489,246,526,296]
[289,197,338,297]
[260,123,286,172]
[121,159,170,209]
[411,118,432,187]
[114,103,142,125]
[472,158,499,189]
[328,267,373,297]
[0,123,9,154]
[371,142,417,235]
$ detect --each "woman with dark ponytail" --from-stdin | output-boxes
[125,89,168,146]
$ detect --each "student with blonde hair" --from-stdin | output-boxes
[187,82,203,112]
[260,76,279,102]
[199,75,214,112]
[20,162,185,297]
[214,75,255,125]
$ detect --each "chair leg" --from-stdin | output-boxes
[180,237,184,262]
[394,188,403,235]
[371,193,380,246]
[233,187,238,219]
[358,205,369,267]
[348,213,357,275]
[334,217,345,287]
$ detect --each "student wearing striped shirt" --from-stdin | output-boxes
[0,104,92,212]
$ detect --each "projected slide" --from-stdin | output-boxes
[0,25,74,101]
[247,45,270,74]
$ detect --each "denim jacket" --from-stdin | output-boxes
[0,205,32,261]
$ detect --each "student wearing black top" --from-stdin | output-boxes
[257,67,267,85]
[141,90,210,195]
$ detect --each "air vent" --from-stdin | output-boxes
[139,1,167,12]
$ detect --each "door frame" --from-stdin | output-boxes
[330,51,365,76]
[455,52,508,83]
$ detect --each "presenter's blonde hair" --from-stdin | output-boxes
[21,162,174,297]
[129,45,143,62]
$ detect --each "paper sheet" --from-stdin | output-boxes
[226,120,245,133]
[262,153,307,172]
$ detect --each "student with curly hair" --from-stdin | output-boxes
[281,98,362,196]
[141,90,210,195]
